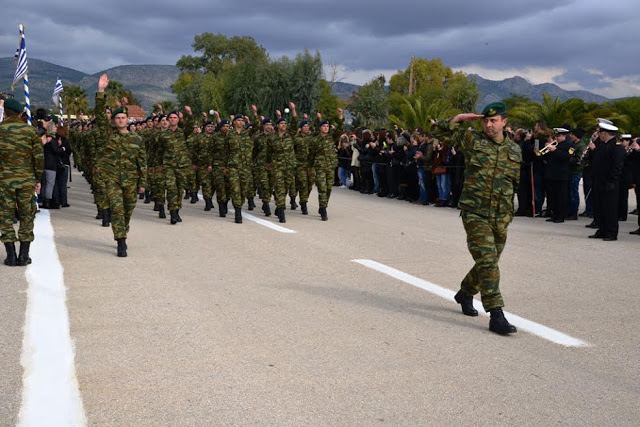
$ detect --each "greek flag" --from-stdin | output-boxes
[12,27,28,90]
[52,77,64,106]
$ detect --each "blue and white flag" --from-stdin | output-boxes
[52,77,64,107]
[12,26,28,90]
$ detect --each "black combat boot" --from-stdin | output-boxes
[184,189,190,199]
[454,290,478,316]
[235,208,242,224]
[319,207,328,221]
[170,210,178,225]
[219,202,227,218]
[204,198,213,211]
[3,242,17,266]
[247,197,255,210]
[144,190,151,204]
[153,202,160,212]
[278,207,286,223]
[290,197,298,210]
[300,202,308,215]
[116,238,127,258]
[138,192,144,200]
[158,205,166,219]
[96,206,103,219]
[190,192,198,204]
[17,242,32,266]
[176,209,182,222]
[262,202,271,217]
[102,209,111,227]
[489,308,517,335]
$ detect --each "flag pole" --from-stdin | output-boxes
[19,24,32,126]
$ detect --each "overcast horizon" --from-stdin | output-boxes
[2,0,639,99]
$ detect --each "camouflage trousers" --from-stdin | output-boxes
[460,210,510,311]
[149,168,165,205]
[93,167,109,210]
[295,166,310,203]
[212,167,229,203]
[314,168,333,209]
[106,178,138,240]
[0,184,36,243]
[254,166,272,204]
[199,168,214,199]
[273,167,295,208]
[187,167,200,193]
[228,167,252,208]
[165,166,194,210]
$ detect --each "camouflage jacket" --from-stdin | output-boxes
[227,128,253,169]
[252,132,270,167]
[194,133,215,168]
[210,132,229,167]
[266,124,297,169]
[95,94,147,188]
[308,118,344,170]
[0,116,44,189]
[157,115,195,169]
[433,118,521,218]
[293,132,313,168]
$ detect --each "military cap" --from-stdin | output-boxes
[598,122,618,132]
[276,117,287,124]
[620,134,632,139]
[203,120,213,126]
[3,97,23,113]
[262,117,272,125]
[299,120,309,128]
[111,107,127,119]
[481,102,507,117]
[167,110,179,118]
[318,119,329,127]
[553,127,570,134]
[219,119,230,126]
[233,114,244,121]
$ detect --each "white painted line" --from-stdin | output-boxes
[352,259,588,347]
[18,210,86,427]
[242,211,296,234]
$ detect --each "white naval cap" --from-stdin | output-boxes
[620,134,632,139]
[598,122,618,132]
[553,127,570,134]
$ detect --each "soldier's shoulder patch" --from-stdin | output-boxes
[616,141,622,145]
[569,147,575,154]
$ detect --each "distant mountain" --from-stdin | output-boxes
[468,74,609,108]
[1,58,611,113]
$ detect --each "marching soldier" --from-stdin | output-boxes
[293,114,313,215]
[250,106,275,217]
[432,102,521,335]
[0,98,44,266]
[226,114,254,224]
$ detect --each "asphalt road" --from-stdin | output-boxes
[2,175,639,426]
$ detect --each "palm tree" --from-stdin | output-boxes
[389,98,458,131]
[61,85,89,120]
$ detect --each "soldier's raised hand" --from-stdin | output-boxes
[184,106,192,115]
[251,104,258,114]
[317,112,322,120]
[98,74,109,92]
[451,113,484,123]
[202,112,207,119]
[121,97,128,106]
[157,104,163,112]
[276,109,282,118]
[303,113,308,120]
[337,108,343,118]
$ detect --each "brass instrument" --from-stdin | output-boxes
[537,140,557,156]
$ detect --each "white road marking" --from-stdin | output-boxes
[352,259,588,347]
[242,211,296,233]
[18,210,86,427]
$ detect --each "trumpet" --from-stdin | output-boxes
[537,140,557,156]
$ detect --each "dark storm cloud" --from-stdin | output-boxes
[1,0,639,97]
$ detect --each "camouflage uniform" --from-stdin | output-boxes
[0,117,44,243]
[87,124,110,212]
[267,126,297,209]
[253,131,272,205]
[433,118,521,311]
[227,129,254,208]
[146,128,164,205]
[194,132,215,200]
[186,133,200,194]
[293,127,313,204]
[157,115,195,211]
[94,94,147,240]
[308,119,344,209]
[211,131,230,204]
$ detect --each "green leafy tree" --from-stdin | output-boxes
[389,98,458,131]
[105,79,140,107]
[444,72,479,112]
[315,80,342,124]
[349,75,388,129]
[61,84,88,119]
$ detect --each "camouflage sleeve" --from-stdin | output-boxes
[432,118,472,151]
[136,136,147,189]
[332,118,344,140]
[183,114,195,140]
[156,133,165,166]
[289,116,298,138]
[308,137,317,169]
[31,132,44,181]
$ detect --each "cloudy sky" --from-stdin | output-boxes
[2,0,639,98]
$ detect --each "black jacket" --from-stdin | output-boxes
[591,136,626,188]
[544,139,572,181]
[43,138,64,171]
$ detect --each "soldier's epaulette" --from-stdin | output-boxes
[616,141,622,145]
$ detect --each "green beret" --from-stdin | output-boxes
[4,98,23,113]
[481,102,507,117]
[111,107,127,119]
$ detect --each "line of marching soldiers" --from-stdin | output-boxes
[67,75,345,256]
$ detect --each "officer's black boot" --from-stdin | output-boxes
[102,209,111,227]
[116,238,127,258]
[16,242,32,266]
[278,207,286,223]
[262,202,271,217]
[144,190,151,204]
[176,209,182,222]
[319,207,328,221]
[235,208,242,224]
[3,242,17,266]
[454,290,478,316]
[222,202,228,216]
[170,210,178,225]
[219,202,226,218]
[184,189,190,199]
[488,308,517,335]
[300,202,308,215]
[96,206,103,219]
[190,192,198,204]
[204,198,213,211]
[247,197,255,210]
[290,197,298,210]
[158,205,166,219]
[153,202,160,212]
